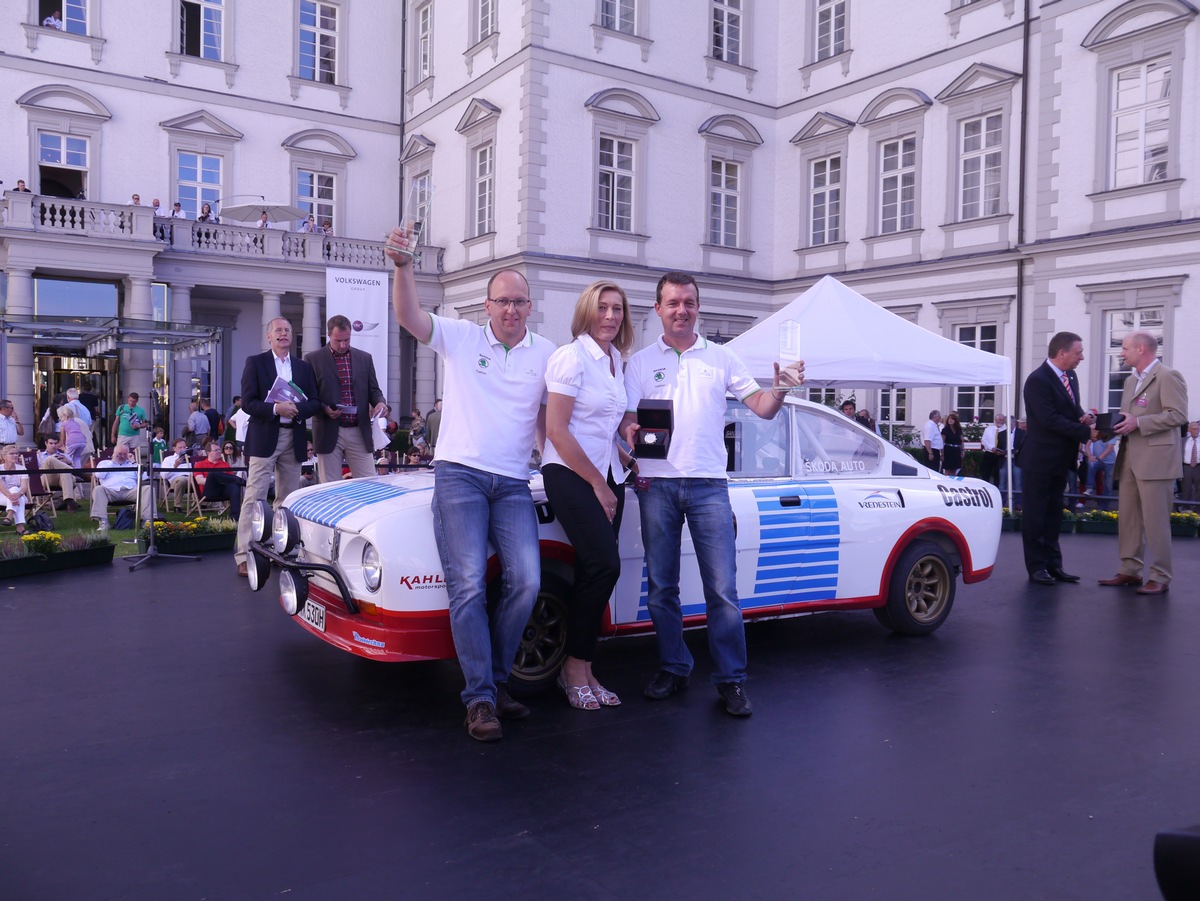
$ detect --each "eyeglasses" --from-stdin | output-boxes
[486,297,530,309]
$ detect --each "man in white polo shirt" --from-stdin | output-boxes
[387,226,555,742]
[622,272,804,717]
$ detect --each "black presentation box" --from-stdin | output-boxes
[1095,411,1125,440]
[636,399,673,459]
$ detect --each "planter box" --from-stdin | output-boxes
[1059,520,1076,533]
[1170,523,1199,538]
[0,544,115,580]
[1001,518,1021,532]
[1077,520,1119,535]
[136,532,237,555]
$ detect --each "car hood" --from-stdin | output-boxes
[283,471,437,534]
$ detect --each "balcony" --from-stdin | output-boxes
[0,192,444,274]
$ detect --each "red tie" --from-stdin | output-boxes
[1060,373,1074,403]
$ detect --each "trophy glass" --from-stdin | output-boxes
[777,319,804,394]
[387,179,434,260]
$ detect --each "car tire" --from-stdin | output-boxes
[874,539,956,636]
[508,573,569,692]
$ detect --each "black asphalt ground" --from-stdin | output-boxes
[2,532,1198,900]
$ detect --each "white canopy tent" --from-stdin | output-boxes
[725,275,1012,388]
[726,275,1016,500]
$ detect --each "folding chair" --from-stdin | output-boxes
[20,451,57,520]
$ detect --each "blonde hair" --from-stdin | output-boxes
[57,405,75,420]
[570,280,633,355]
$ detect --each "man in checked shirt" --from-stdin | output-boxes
[304,314,389,483]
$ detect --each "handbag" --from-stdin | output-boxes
[37,410,56,439]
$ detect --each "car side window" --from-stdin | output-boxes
[793,406,883,478]
[725,401,790,478]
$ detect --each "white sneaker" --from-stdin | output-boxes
[96,520,109,531]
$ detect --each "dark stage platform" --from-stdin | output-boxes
[2,532,1198,899]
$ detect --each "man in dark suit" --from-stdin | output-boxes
[1098,331,1188,595]
[1020,331,1096,585]
[233,317,321,577]
[304,315,388,483]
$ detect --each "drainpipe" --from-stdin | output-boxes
[1014,0,1033,418]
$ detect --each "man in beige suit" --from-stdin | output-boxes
[1098,331,1188,595]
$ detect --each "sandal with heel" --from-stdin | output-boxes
[591,684,621,706]
[557,670,600,710]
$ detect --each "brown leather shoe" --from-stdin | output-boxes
[1098,573,1142,587]
[236,562,248,577]
[1135,580,1168,595]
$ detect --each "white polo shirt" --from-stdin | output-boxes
[624,335,760,480]
[543,334,627,480]
[922,418,944,450]
[427,313,555,481]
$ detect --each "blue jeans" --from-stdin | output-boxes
[638,478,747,685]
[431,462,541,708]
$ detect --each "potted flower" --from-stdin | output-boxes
[1059,507,1077,533]
[1170,511,1199,538]
[0,530,115,580]
[135,516,238,554]
[1001,507,1021,532]
[1077,509,1119,534]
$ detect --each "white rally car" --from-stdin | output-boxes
[247,397,1001,689]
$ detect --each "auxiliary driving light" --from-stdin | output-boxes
[246,549,271,592]
[250,501,273,543]
[279,570,309,615]
[271,507,301,555]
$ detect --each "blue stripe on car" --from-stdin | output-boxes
[289,481,428,527]
[635,481,842,621]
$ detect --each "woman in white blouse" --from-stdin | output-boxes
[543,280,634,710]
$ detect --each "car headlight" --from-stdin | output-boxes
[250,501,273,543]
[246,550,272,592]
[279,570,309,615]
[272,507,301,555]
[362,542,382,593]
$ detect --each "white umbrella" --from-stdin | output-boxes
[218,199,309,224]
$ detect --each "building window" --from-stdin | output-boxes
[959,113,1002,219]
[473,0,496,44]
[177,151,222,219]
[1104,308,1163,409]
[953,323,997,422]
[879,387,907,428]
[41,0,88,34]
[38,132,89,198]
[711,0,741,65]
[597,136,634,232]
[600,0,636,33]
[411,171,433,241]
[180,0,223,60]
[879,136,916,233]
[815,0,846,61]
[472,143,494,237]
[809,155,841,245]
[299,0,338,84]
[708,159,740,247]
[807,387,837,407]
[415,2,432,82]
[1110,57,1170,189]
[296,170,335,228]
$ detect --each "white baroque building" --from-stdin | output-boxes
[2,0,1198,442]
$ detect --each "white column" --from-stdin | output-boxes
[2,267,35,437]
[170,284,194,439]
[261,291,282,351]
[302,292,323,357]
[121,276,154,407]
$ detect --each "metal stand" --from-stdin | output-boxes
[127,460,200,571]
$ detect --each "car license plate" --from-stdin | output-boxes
[300,599,326,633]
